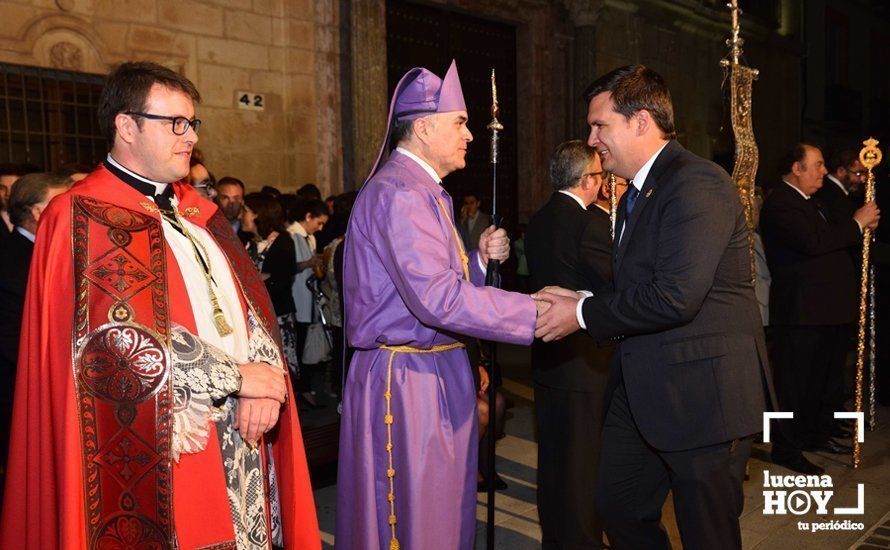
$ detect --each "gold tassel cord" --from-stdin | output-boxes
[378,342,465,550]
[375,194,471,549]
[853,137,882,468]
[435,197,471,281]
[161,207,234,337]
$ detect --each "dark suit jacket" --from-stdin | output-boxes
[814,177,890,268]
[760,182,860,326]
[526,192,613,391]
[260,232,298,317]
[0,230,34,400]
[815,177,856,225]
[580,140,770,452]
[459,211,491,251]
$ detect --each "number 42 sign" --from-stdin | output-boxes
[236,91,265,111]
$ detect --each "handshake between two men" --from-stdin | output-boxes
[476,223,588,343]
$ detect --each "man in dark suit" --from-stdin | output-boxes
[0,172,70,478]
[816,149,865,223]
[526,140,612,549]
[760,143,879,474]
[0,164,20,242]
[535,65,771,549]
[458,192,491,251]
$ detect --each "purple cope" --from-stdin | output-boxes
[336,61,536,550]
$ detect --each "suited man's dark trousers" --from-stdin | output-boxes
[595,381,751,550]
[771,324,851,456]
[535,382,605,549]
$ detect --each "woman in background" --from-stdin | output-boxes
[241,192,299,375]
[285,198,329,408]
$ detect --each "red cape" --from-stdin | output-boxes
[0,167,320,549]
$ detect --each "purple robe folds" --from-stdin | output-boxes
[336,151,536,549]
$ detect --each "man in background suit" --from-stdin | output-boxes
[760,143,879,474]
[535,65,771,549]
[816,149,865,223]
[459,192,491,251]
[0,172,70,485]
[526,141,612,549]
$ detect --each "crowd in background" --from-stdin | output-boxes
[184,149,358,411]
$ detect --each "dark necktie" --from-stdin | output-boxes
[812,198,828,222]
[626,184,640,215]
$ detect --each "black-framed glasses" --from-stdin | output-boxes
[125,111,202,135]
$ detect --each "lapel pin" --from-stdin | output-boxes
[645,189,653,198]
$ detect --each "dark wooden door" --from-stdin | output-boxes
[386,0,519,233]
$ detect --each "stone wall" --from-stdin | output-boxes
[347,0,805,221]
[0,0,343,196]
[573,0,804,192]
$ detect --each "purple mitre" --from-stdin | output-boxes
[366,60,467,181]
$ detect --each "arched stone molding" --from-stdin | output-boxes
[18,14,110,73]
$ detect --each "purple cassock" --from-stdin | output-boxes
[336,61,536,550]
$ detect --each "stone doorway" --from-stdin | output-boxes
[385,0,520,236]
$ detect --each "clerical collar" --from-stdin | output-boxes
[105,154,170,196]
[396,147,442,185]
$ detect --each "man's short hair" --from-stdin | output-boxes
[98,62,202,149]
[216,176,245,191]
[549,140,599,191]
[391,119,415,148]
[583,65,676,140]
[828,149,858,173]
[8,172,70,226]
[777,142,819,176]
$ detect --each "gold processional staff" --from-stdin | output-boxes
[853,138,881,468]
[721,0,759,287]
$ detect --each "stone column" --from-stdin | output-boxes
[348,0,388,187]
[565,0,605,137]
[315,0,344,195]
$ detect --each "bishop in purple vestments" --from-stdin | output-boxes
[336,61,538,549]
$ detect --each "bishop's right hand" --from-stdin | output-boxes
[237,362,287,403]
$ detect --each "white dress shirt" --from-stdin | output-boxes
[785,179,862,232]
[826,174,849,196]
[288,220,316,324]
[15,226,35,243]
[783,180,811,200]
[577,142,668,329]
[558,189,588,210]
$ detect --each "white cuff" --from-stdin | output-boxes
[855,219,864,233]
[576,291,592,330]
[478,255,487,274]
